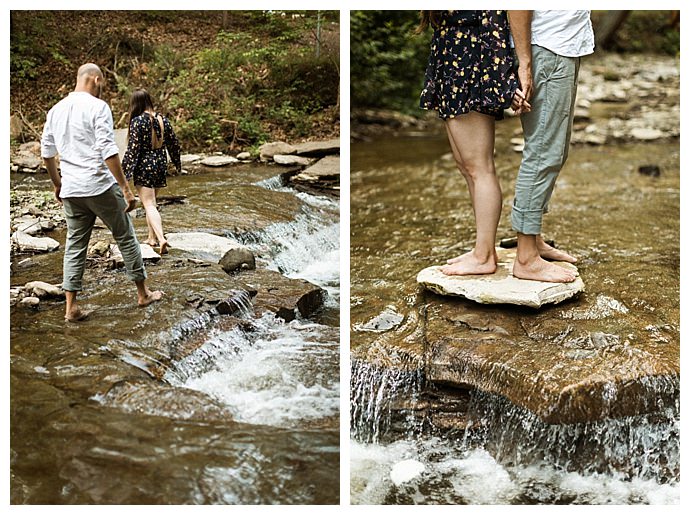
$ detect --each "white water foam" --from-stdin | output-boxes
[351,438,680,505]
[169,313,339,428]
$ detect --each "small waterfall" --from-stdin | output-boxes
[166,312,340,428]
[254,175,286,191]
[350,357,424,443]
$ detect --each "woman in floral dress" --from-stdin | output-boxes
[123,89,181,255]
[419,10,528,276]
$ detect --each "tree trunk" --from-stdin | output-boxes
[595,10,631,50]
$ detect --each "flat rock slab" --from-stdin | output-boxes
[417,248,584,308]
[200,155,240,167]
[273,154,313,166]
[294,155,340,180]
[165,232,248,262]
[293,138,340,157]
[110,244,161,265]
[12,231,60,253]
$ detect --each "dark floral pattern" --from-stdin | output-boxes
[123,112,181,189]
[420,10,518,120]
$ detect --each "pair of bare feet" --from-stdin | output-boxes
[145,238,169,255]
[440,237,578,283]
[64,288,165,322]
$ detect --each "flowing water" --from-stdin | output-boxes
[350,109,679,504]
[10,164,340,504]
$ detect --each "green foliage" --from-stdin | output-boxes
[350,10,429,113]
[599,10,680,55]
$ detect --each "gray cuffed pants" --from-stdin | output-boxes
[62,184,146,291]
[511,44,581,235]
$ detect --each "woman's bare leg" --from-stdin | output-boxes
[136,186,168,254]
[441,112,501,275]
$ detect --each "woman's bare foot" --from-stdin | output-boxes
[65,307,90,322]
[447,248,498,265]
[537,237,577,263]
[138,289,164,307]
[159,240,169,255]
[512,256,577,283]
[144,239,158,247]
[440,250,497,276]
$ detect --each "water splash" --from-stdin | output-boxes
[166,312,339,428]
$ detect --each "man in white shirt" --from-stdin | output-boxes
[508,11,595,282]
[41,63,163,322]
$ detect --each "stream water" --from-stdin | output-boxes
[10,164,340,504]
[350,110,679,504]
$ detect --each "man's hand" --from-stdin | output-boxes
[122,187,137,213]
[53,184,62,204]
[517,63,534,104]
[511,89,532,114]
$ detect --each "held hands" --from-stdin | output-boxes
[511,89,532,114]
[512,63,533,115]
[123,187,137,213]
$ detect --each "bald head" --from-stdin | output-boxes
[75,63,104,98]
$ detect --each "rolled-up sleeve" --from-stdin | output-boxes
[40,111,58,158]
[93,103,120,161]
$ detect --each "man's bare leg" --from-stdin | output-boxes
[64,290,89,322]
[136,279,164,307]
[513,233,577,283]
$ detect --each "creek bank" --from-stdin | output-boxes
[351,53,679,148]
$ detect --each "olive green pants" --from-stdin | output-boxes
[511,44,581,235]
[62,184,146,291]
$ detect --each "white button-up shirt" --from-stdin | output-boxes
[531,10,595,58]
[41,91,120,198]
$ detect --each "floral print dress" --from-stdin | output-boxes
[420,10,518,120]
[123,112,182,189]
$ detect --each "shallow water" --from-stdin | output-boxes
[10,166,340,504]
[350,110,679,504]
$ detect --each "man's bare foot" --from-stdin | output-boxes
[159,240,169,255]
[65,308,90,322]
[512,256,577,283]
[440,250,497,276]
[537,237,577,263]
[138,290,164,307]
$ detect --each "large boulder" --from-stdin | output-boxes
[219,247,256,273]
[259,141,296,161]
[293,138,340,157]
[12,231,59,253]
[417,248,584,308]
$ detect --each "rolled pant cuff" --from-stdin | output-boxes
[511,209,543,235]
[127,268,148,283]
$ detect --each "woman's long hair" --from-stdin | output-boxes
[127,89,163,148]
[416,11,442,33]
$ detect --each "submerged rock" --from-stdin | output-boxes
[223,268,325,321]
[417,248,584,309]
[638,164,661,177]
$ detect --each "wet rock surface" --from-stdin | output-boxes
[417,248,584,308]
[351,52,679,428]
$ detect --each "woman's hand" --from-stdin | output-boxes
[511,88,532,114]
